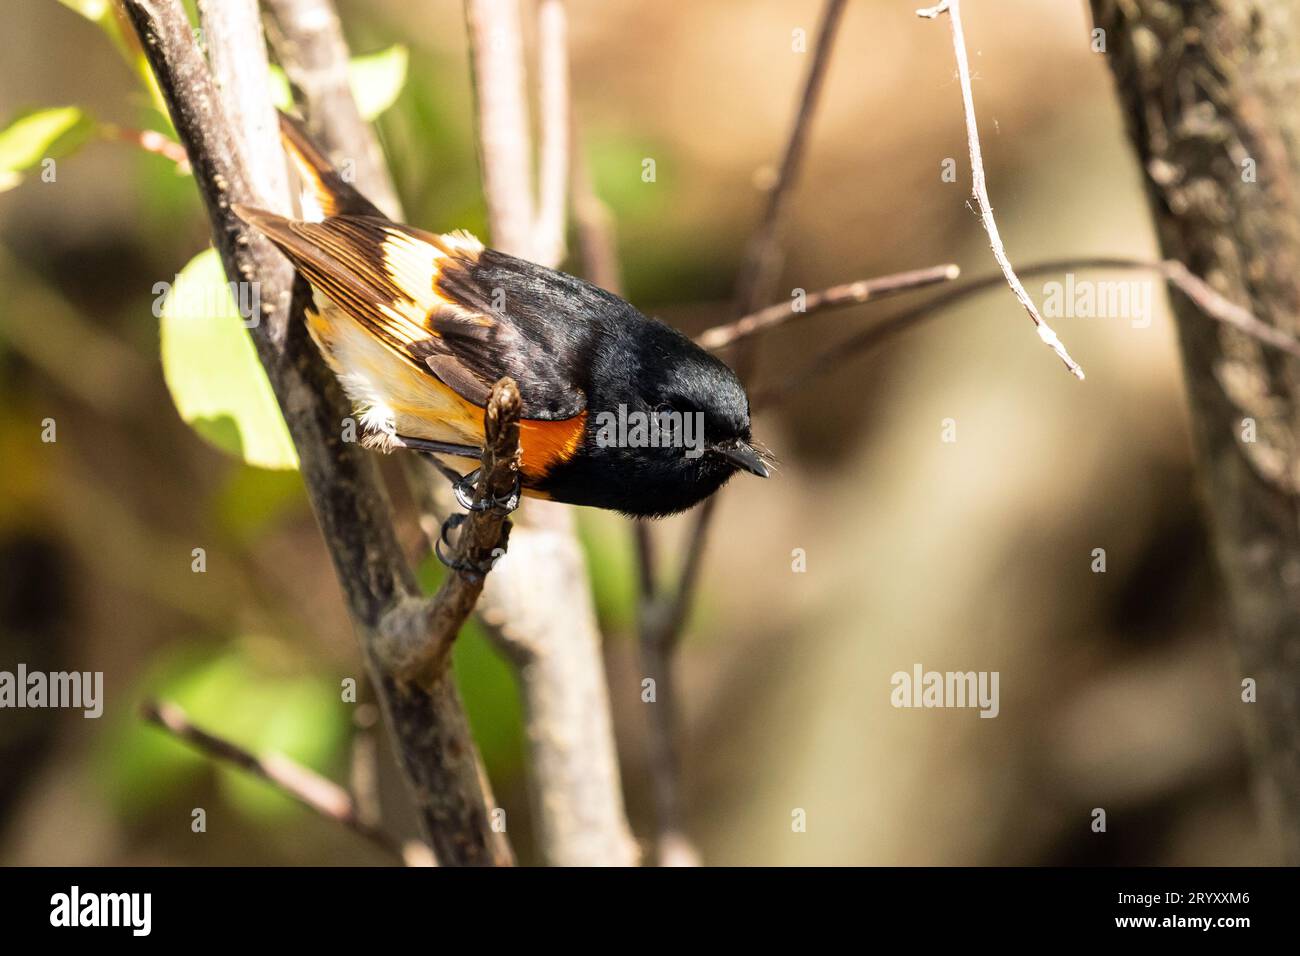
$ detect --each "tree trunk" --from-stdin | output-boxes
[1089,0,1300,862]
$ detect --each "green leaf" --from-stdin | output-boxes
[56,0,116,25]
[349,45,409,120]
[0,107,92,190]
[160,248,299,470]
[268,66,293,113]
[268,45,408,121]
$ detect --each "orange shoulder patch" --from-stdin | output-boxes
[519,412,588,481]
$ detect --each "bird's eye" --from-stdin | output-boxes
[652,402,682,441]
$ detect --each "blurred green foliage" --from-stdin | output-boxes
[102,639,350,822]
[0,107,93,192]
[211,464,307,546]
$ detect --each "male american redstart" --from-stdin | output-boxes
[234,114,769,518]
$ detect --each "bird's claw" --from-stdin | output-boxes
[453,469,521,515]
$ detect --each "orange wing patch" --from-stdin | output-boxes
[519,412,587,480]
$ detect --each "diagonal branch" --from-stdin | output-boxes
[141,699,423,864]
[918,0,1084,379]
[120,0,511,866]
[755,255,1300,408]
[395,379,522,686]
[731,0,849,376]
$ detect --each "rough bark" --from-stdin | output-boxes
[1090,0,1300,862]
[120,0,511,866]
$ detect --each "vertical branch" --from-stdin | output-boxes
[269,0,634,866]
[463,0,638,866]
[631,0,847,865]
[349,684,383,829]
[120,0,511,866]
[533,0,570,267]
[464,0,536,258]
[570,126,622,293]
[198,0,291,216]
[261,0,403,218]
[1090,0,1300,862]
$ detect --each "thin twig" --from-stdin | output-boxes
[1156,259,1300,359]
[571,125,623,294]
[349,685,382,829]
[754,256,1300,407]
[101,124,191,171]
[141,699,418,864]
[696,263,961,351]
[732,0,848,372]
[918,0,1084,379]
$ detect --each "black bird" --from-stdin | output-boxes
[235,114,769,518]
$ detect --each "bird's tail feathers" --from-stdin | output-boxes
[276,111,385,221]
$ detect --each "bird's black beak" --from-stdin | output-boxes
[715,440,770,478]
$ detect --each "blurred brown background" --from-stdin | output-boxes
[0,0,1260,865]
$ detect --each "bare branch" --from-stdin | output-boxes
[696,263,960,351]
[533,0,569,268]
[1154,259,1300,359]
[198,0,291,215]
[348,692,382,829]
[755,256,1300,407]
[100,124,191,170]
[571,126,623,294]
[732,0,848,374]
[120,0,511,866]
[464,0,536,257]
[918,0,1085,379]
[459,0,637,866]
[141,699,424,864]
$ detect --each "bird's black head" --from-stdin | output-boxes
[543,312,769,518]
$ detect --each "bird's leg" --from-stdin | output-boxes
[433,473,522,574]
[451,469,521,514]
[388,433,521,573]
[389,433,483,462]
[387,432,478,485]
